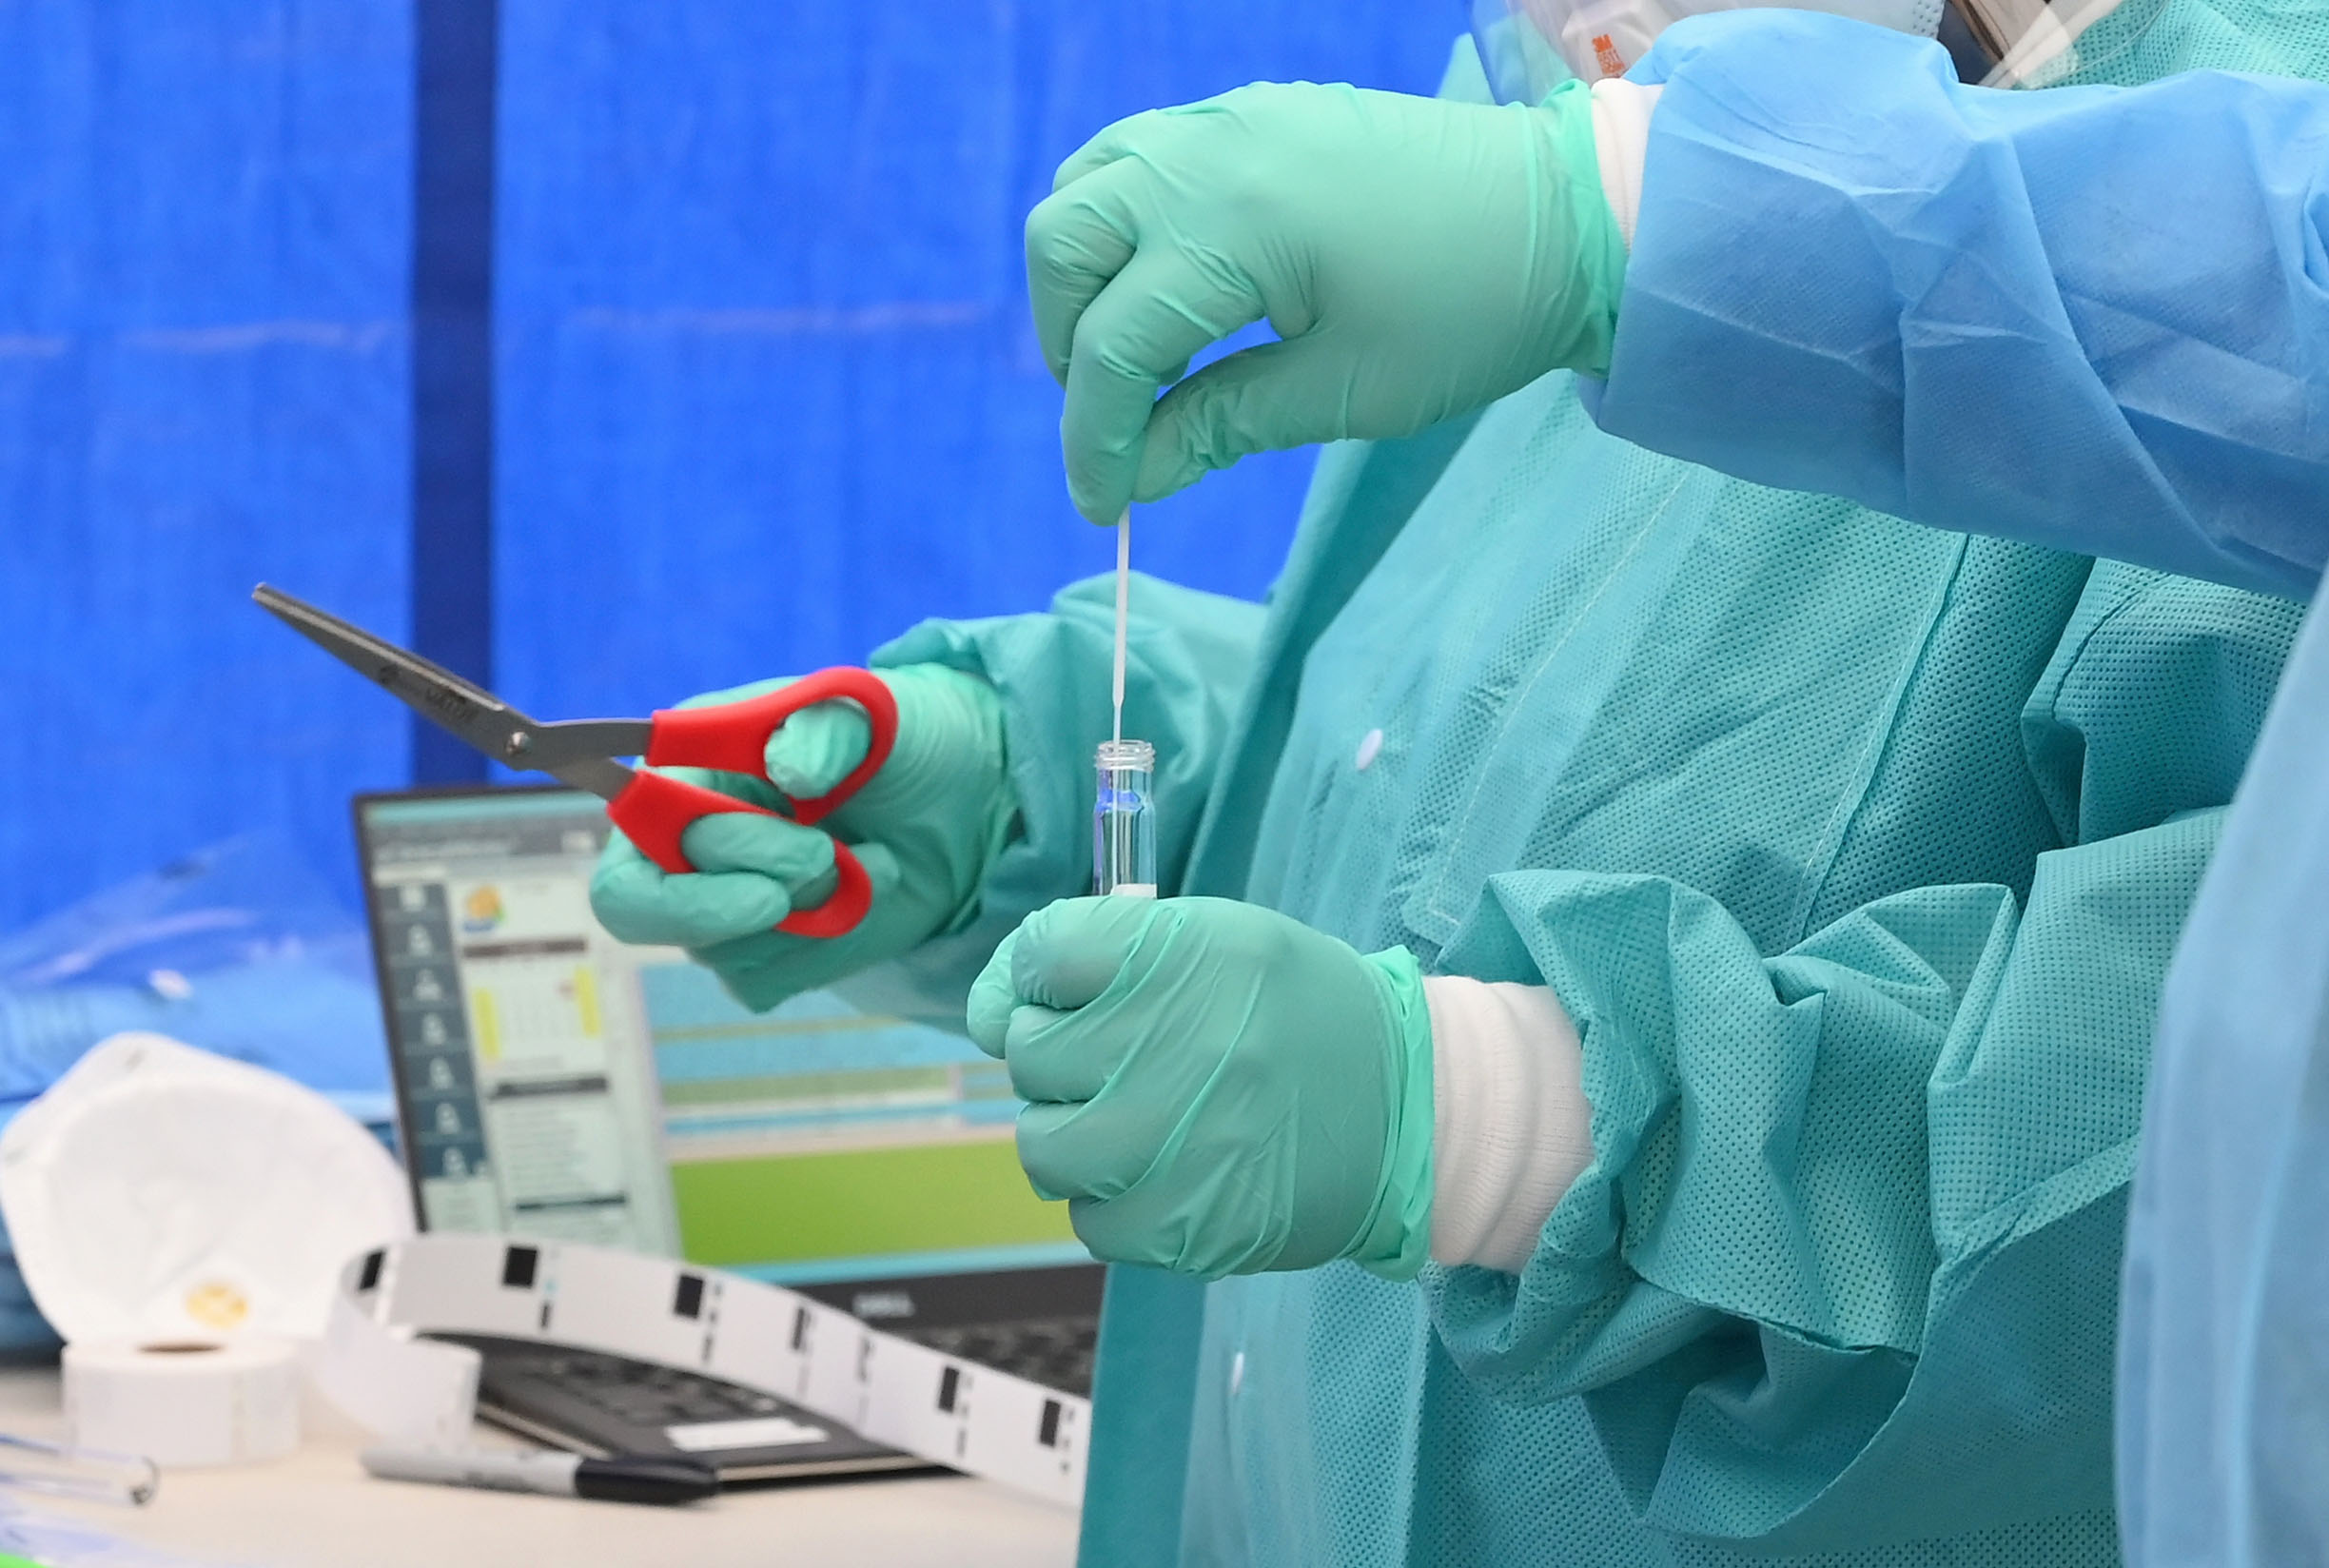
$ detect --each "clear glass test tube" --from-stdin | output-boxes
[1094,740,1158,897]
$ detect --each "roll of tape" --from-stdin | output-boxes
[64,1337,303,1468]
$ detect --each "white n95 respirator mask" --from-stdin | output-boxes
[0,1032,413,1346]
[0,1035,493,1466]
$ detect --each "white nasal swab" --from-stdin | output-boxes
[1113,511,1130,745]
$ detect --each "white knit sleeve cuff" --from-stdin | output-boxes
[1424,975,1595,1274]
[1589,78,1661,249]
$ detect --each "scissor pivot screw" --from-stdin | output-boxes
[504,731,532,758]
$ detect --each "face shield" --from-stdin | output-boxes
[1469,0,2163,96]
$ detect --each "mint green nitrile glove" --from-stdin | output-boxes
[1025,78,1624,523]
[967,896,1434,1280]
[590,665,1018,1010]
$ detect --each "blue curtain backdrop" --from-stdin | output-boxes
[490,1,1458,716]
[0,2,1458,931]
[0,1,413,932]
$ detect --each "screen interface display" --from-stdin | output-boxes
[359,790,1082,1284]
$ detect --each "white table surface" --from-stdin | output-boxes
[0,1364,1079,1568]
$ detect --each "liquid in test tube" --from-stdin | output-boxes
[1094,739,1158,897]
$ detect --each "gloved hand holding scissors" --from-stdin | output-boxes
[249,586,1022,1016]
[590,665,1021,1009]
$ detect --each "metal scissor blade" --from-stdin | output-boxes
[253,583,640,805]
[536,754,638,804]
[252,581,523,761]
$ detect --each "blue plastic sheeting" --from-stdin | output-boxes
[0,2,413,931]
[491,2,1459,720]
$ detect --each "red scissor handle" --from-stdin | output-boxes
[642,667,899,826]
[609,668,901,939]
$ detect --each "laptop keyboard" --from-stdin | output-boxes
[483,1310,1099,1440]
[494,1345,791,1428]
[902,1314,1099,1398]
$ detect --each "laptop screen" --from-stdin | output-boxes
[355,787,1086,1286]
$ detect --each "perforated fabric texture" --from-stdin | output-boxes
[2055,0,2329,84]
[2068,11,2329,1561]
[922,368,2292,1564]
[1210,369,2286,1566]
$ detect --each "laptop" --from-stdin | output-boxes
[352,784,1103,1482]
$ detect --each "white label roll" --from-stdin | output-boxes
[64,1337,302,1467]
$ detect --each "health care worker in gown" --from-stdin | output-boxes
[592,0,2329,1562]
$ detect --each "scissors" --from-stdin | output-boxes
[252,584,898,939]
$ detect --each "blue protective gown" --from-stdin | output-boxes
[871,7,2325,1560]
[1594,9,2329,602]
[1581,13,2329,1561]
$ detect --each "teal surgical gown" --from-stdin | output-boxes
[1557,8,2329,1560]
[864,6,2315,1560]
[882,371,2296,1562]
